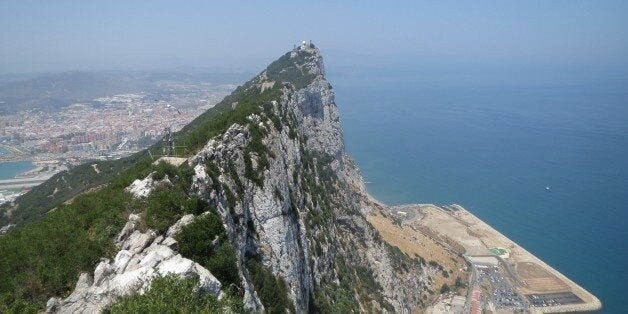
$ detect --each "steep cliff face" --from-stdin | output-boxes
[189,43,431,312]
[35,43,440,313]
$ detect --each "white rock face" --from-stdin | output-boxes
[47,46,429,314]
[125,176,154,198]
[46,214,221,314]
[125,174,173,198]
[166,214,195,238]
[189,46,429,313]
[294,76,344,158]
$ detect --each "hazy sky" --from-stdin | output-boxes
[1,1,627,74]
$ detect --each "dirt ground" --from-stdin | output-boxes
[419,204,599,309]
[516,262,569,293]
[366,208,469,293]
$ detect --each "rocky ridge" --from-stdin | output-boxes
[47,213,221,313]
[189,43,432,312]
[46,43,443,313]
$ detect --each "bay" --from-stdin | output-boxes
[0,161,36,180]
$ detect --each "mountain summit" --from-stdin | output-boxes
[0,44,450,313]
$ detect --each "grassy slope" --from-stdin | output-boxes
[1,49,304,227]
[0,47,318,312]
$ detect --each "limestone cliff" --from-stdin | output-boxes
[46,43,443,313]
[189,43,433,313]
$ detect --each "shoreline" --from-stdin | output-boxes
[0,160,37,181]
[450,204,602,313]
[364,193,601,313]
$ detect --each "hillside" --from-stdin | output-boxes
[0,43,457,313]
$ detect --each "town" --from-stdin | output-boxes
[0,81,235,205]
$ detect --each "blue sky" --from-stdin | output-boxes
[1,1,627,74]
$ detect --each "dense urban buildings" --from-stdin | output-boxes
[0,79,235,204]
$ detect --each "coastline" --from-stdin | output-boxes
[364,192,601,313]
[450,204,602,313]
[0,160,37,180]
[0,160,63,205]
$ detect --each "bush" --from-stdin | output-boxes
[454,276,465,288]
[143,183,211,234]
[266,50,317,90]
[245,258,295,314]
[173,83,282,156]
[0,187,133,310]
[107,275,243,313]
[0,153,151,227]
[0,160,209,311]
[176,212,241,295]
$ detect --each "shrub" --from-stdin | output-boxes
[0,187,133,310]
[266,50,317,90]
[107,275,243,313]
[245,258,295,314]
[455,276,465,288]
[176,212,241,295]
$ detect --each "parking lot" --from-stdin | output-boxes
[475,265,526,310]
[527,292,584,307]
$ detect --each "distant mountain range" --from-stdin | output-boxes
[0,70,252,114]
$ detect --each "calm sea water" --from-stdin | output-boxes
[329,69,628,313]
[0,147,36,179]
[0,161,35,180]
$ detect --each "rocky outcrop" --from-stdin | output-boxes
[47,214,221,314]
[47,43,433,313]
[190,44,429,313]
[125,174,173,198]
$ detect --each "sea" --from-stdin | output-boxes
[329,67,628,313]
[0,161,35,181]
[0,148,35,180]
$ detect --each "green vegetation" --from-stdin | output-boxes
[0,153,148,226]
[145,187,205,233]
[489,247,507,256]
[106,275,243,313]
[243,122,272,187]
[0,46,326,312]
[353,265,395,312]
[310,254,393,313]
[173,83,281,158]
[0,161,216,311]
[428,260,444,272]
[383,242,411,272]
[227,161,245,198]
[310,256,360,313]
[311,281,359,314]
[266,50,317,90]
[440,283,451,294]
[454,276,466,289]
[245,258,295,314]
[176,212,241,295]
[2,43,315,228]
[0,187,134,310]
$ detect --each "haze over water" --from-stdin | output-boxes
[330,68,628,313]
